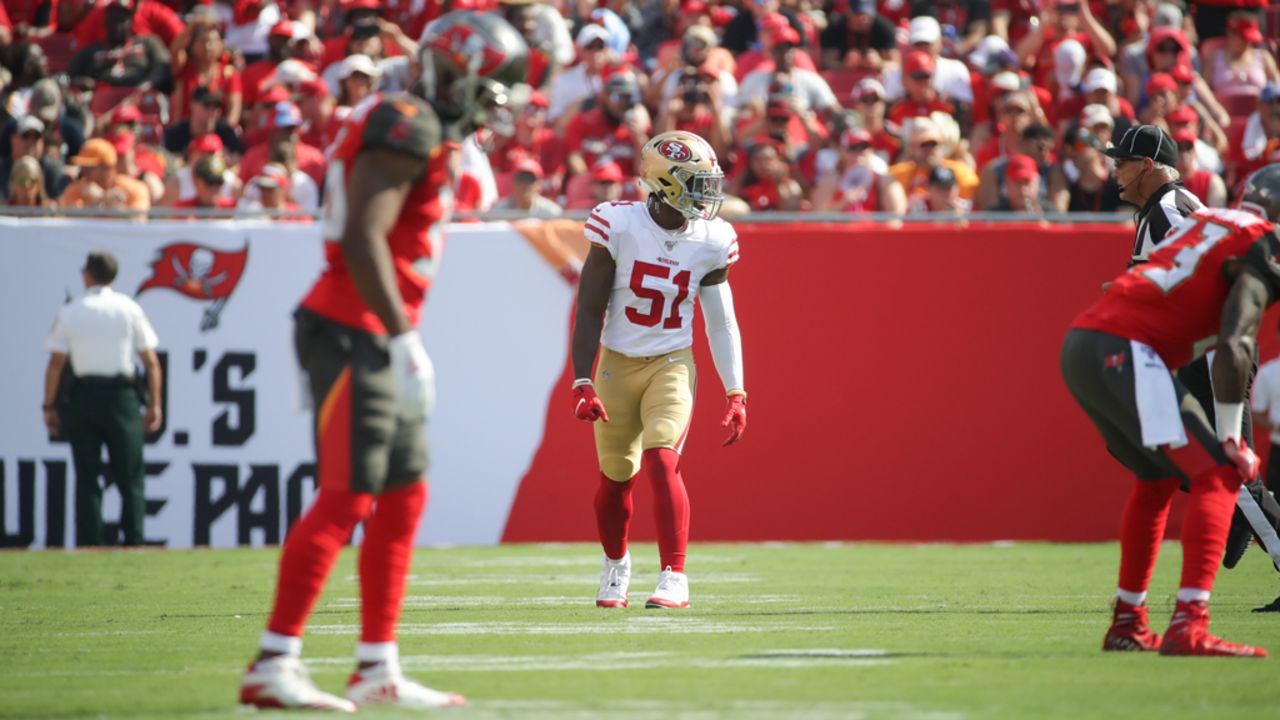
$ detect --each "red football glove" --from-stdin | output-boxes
[573,382,609,423]
[1222,439,1261,481]
[721,394,747,446]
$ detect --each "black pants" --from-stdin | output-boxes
[66,380,145,546]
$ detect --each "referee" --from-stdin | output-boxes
[1104,124,1203,268]
[43,252,163,547]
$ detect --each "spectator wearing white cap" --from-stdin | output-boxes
[885,16,974,108]
[326,54,381,108]
[1058,108,1125,213]
[547,23,621,124]
[239,162,310,221]
[737,23,837,113]
[1054,67,1135,139]
[849,78,900,164]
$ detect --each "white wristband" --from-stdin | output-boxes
[572,378,594,389]
[1215,401,1244,444]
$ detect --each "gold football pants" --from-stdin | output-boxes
[593,346,697,481]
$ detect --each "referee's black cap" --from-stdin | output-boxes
[1104,124,1178,167]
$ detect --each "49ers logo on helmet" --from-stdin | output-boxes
[657,139,693,162]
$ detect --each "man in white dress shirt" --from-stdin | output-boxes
[44,252,162,547]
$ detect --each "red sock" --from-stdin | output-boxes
[267,487,373,638]
[594,473,634,560]
[1180,465,1242,593]
[644,447,689,573]
[1117,478,1178,594]
[359,481,428,643]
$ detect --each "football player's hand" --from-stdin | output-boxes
[721,394,746,446]
[388,331,435,421]
[572,381,608,422]
[1222,439,1261,482]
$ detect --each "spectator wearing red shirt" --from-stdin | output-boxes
[169,16,242,126]
[239,162,309,221]
[490,91,565,183]
[74,0,182,49]
[654,65,731,161]
[811,128,907,215]
[1174,126,1227,208]
[734,12,817,82]
[851,78,901,165]
[1121,27,1190,110]
[564,159,626,210]
[564,73,649,180]
[889,51,955,127]
[319,3,407,72]
[297,79,335,150]
[239,101,326,189]
[173,154,236,212]
[973,89,1040,172]
[4,0,57,37]
[241,20,297,110]
[1013,0,1115,93]
[735,140,807,212]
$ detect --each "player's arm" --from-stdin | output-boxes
[1212,267,1272,477]
[570,244,616,422]
[341,146,420,336]
[342,145,435,419]
[699,267,747,446]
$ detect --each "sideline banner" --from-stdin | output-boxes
[9,218,1262,547]
[0,219,574,548]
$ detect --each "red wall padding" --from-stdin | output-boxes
[503,221,1278,543]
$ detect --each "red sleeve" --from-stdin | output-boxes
[224,64,242,95]
[565,113,588,153]
[0,4,11,29]
[74,4,103,46]
[138,1,183,45]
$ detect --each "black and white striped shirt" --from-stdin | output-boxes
[1129,182,1205,267]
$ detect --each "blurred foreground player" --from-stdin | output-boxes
[1061,164,1280,658]
[572,131,747,610]
[239,11,528,711]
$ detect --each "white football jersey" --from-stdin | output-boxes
[584,200,739,357]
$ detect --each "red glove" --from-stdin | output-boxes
[1222,439,1260,481]
[573,382,609,422]
[721,394,746,446]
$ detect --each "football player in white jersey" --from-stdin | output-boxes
[571,130,748,609]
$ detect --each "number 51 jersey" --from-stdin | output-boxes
[1072,208,1280,370]
[585,200,740,358]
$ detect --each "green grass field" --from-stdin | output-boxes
[3,542,1280,719]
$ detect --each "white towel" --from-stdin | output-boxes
[1131,340,1188,448]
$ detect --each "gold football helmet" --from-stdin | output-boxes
[639,131,725,221]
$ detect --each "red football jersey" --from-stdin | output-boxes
[301,93,457,334]
[1073,208,1280,370]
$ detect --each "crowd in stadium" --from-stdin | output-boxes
[0,0,1277,219]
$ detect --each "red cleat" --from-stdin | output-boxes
[1103,599,1162,652]
[1158,600,1268,658]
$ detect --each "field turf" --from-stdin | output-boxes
[3,542,1280,719]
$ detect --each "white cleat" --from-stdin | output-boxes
[596,552,632,608]
[646,566,690,609]
[239,656,356,712]
[346,664,466,709]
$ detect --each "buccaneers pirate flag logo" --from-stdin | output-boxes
[137,242,248,331]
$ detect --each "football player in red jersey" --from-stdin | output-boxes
[239,12,528,712]
[1061,164,1280,658]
